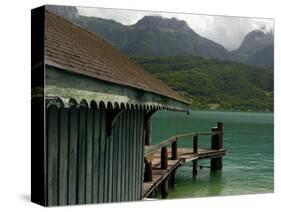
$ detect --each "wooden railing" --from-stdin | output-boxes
[144,122,224,182]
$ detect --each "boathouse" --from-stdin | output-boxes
[31,7,191,206]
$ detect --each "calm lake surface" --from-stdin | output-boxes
[152,110,274,198]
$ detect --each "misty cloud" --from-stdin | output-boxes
[78,7,274,50]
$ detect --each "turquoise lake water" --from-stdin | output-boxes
[152,110,274,198]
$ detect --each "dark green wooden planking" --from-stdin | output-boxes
[140,112,145,198]
[132,110,137,200]
[58,108,69,205]
[124,110,130,201]
[127,110,132,201]
[111,113,118,202]
[85,108,93,204]
[92,109,100,203]
[77,106,87,204]
[104,120,112,202]
[45,106,146,205]
[129,109,134,201]
[116,112,122,202]
[120,112,126,201]
[135,110,141,199]
[126,110,131,201]
[135,110,140,199]
[98,109,106,203]
[68,106,78,204]
[107,127,114,202]
[47,105,59,206]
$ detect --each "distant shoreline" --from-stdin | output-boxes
[188,108,274,114]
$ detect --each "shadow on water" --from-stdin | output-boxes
[208,170,223,196]
[189,169,223,197]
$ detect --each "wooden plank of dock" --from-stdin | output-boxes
[143,147,226,198]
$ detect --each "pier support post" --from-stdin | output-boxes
[211,122,224,171]
[144,158,153,182]
[171,139,177,160]
[161,146,168,169]
[193,135,198,154]
[169,170,176,188]
[193,160,198,176]
[161,179,168,199]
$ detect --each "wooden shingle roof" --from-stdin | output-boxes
[45,10,189,106]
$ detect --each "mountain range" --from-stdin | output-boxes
[45,6,273,111]
[46,5,273,69]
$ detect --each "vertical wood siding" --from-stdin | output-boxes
[46,105,145,206]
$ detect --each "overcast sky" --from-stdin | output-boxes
[78,7,274,51]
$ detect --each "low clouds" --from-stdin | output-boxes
[78,7,273,51]
[188,15,273,50]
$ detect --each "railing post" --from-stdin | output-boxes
[161,146,168,169]
[171,138,177,160]
[193,134,198,154]
[211,122,224,171]
[144,157,153,182]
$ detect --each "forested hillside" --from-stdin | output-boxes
[132,56,273,111]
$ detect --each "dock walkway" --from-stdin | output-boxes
[142,122,225,198]
[143,147,226,197]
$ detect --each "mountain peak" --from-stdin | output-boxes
[231,28,274,68]
[239,28,273,49]
[135,16,190,31]
[255,25,273,35]
[243,27,273,45]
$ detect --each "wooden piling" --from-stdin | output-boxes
[168,137,178,188]
[169,170,176,188]
[161,146,168,169]
[192,160,198,176]
[144,159,153,182]
[160,179,168,199]
[193,135,198,154]
[171,139,177,160]
[211,122,224,171]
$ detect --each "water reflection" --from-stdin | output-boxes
[208,170,223,196]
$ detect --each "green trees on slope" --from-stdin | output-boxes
[132,56,273,111]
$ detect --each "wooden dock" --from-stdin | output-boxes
[143,122,225,199]
[143,147,226,198]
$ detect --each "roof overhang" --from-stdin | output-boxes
[33,65,189,112]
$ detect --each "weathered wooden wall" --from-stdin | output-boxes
[46,104,145,206]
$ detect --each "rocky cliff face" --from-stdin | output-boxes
[235,29,273,56]
[231,29,274,67]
